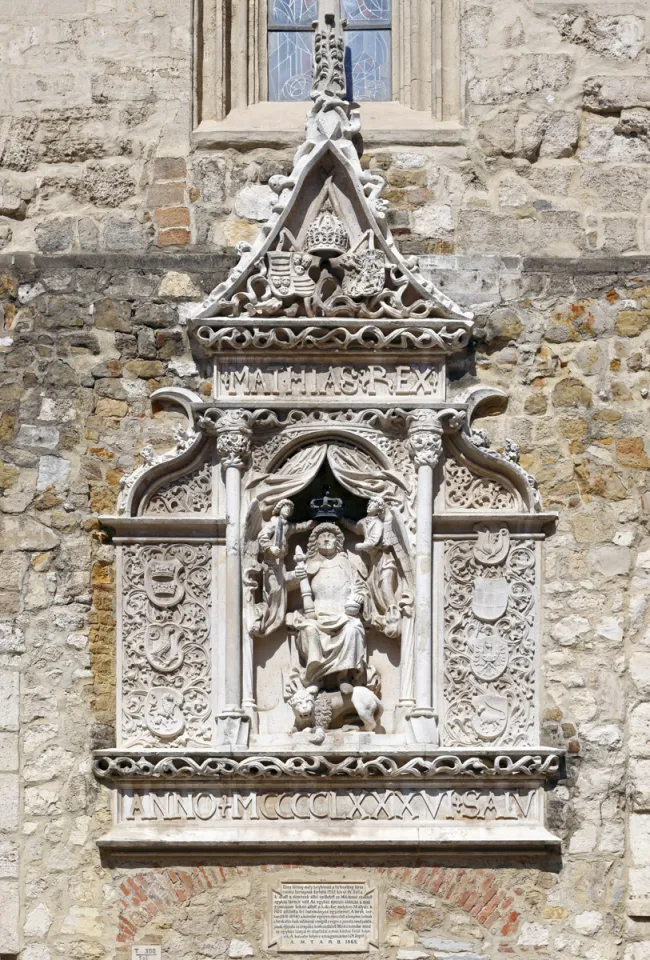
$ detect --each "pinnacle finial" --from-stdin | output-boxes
[311,0,346,101]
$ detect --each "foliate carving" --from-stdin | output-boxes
[117,426,197,514]
[442,536,536,748]
[194,324,471,354]
[444,458,517,511]
[406,410,443,468]
[216,409,252,470]
[146,460,212,515]
[121,543,212,748]
[93,751,561,781]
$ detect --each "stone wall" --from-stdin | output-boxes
[0,1,649,257]
[2,0,650,956]
[0,251,649,957]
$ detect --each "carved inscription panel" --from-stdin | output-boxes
[268,882,378,953]
[117,786,541,824]
[215,361,443,403]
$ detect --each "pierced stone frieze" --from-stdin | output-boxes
[145,459,213,515]
[197,324,472,354]
[121,543,212,748]
[93,751,561,781]
[442,532,537,748]
[444,458,518,512]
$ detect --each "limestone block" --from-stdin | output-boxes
[0,879,19,952]
[0,624,25,655]
[630,816,650,866]
[0,516,58,551]
[573,911,604,936]
[626,947,650,960]
[36,455,71,491]
[412,204,453,238]
[34,218,74,254]
[0,774,19,831]
[158,271,202,299]
[517,922,549,947]
[228,941,254,958]
[631,654,650,698]
[580,117,650,163]
[584,76,650,112]
[103,218,152,252]
[24,903,53,938]
[234,185,275,222]
[60,906,102,937]
[15,424,60,452]
[0,673,19,732]
[539,113,578,159]
[0,734,18,772]
[22,946,52,960]
[0,840,17,879]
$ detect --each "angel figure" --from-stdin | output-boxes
[245,498,313,638]
[344,496,413,639]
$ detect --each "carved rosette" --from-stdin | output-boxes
[216,409,252,471]
[406,410,443,468]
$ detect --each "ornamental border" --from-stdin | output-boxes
[93,751,562,781]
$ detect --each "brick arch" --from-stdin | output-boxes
[116,864,522,947]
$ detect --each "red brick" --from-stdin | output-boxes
[153,157,186,180]
[157,227,190,247]
[154,206,190,229]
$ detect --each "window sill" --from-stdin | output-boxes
[192,102,466,150]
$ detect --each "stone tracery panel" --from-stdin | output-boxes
[120,543,212,748]
[441,529,537,748]
[444,457,518,511]
[145,460,213,515]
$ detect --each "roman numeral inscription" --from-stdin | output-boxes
[118,787,539,824]
[215,362,442,402]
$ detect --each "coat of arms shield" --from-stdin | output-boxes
[472,576,509,622]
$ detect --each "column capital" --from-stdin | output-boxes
[406,409,444,468]
[215,409,252,471]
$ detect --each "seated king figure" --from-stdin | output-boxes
[287,522,369,690]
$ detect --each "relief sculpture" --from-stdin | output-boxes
[442,526,536,748]
[121,543,212,748]
[244,466,414,744]
[96,0,560,852]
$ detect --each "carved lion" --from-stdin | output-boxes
[288,682,382,745]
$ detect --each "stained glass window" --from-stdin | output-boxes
[268,0,391,102]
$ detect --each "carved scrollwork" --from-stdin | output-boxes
[93,751,561,781]
[193,323,470,354]
[145,460,212,515]
[444,458,518,511]
[443,536,536,748]
[121,543,212,748]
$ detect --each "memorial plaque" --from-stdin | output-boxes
[132,948,161,960]
[268,880,378,952]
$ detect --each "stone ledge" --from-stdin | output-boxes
[97,821,561,853]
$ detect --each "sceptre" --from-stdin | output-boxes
[293,545,316,617]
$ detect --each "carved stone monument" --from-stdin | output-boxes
[94,0,561,851]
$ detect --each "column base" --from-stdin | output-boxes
[216,710,251,747]
[406,708,439,745]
